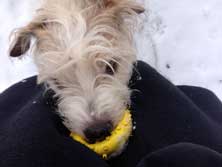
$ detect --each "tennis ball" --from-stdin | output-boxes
[70,110,132,159]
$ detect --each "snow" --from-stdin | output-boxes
[1,0,222,100]
[138,0,222,100]
[0,0,39,92]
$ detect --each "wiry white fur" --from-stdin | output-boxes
[9,0,144,141]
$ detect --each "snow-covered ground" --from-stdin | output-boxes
[1,0,222,100]
[0,0,39,92]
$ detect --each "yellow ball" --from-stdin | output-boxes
[70,110,133,159]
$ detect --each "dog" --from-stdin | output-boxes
[9,0,144,146]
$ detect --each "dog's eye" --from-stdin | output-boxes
[51,78,65,90]
[105,61,118,75]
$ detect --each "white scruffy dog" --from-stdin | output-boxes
[9,0,144,144]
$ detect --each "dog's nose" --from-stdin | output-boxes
[84,121,113,144]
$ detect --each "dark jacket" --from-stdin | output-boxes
[1,61,222,167]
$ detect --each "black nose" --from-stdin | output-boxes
[84,121,113,144]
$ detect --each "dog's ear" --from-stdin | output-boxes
[104,0,145,14]
[9,30,32,57]
[9,22,45,57]
[123,1,145,14]
[129,3,145,14]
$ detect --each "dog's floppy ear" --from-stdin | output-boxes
[9,29,32,57]
[129,3,145,14]
[9,22,44,57]
[123,1,145,14]
[104,0,145,14]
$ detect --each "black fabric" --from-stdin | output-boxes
[0,61,222,167]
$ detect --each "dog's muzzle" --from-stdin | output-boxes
[84,121,113,144]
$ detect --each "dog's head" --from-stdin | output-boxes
[9,0,144,143]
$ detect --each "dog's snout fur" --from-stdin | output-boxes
[9,0,144,153]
